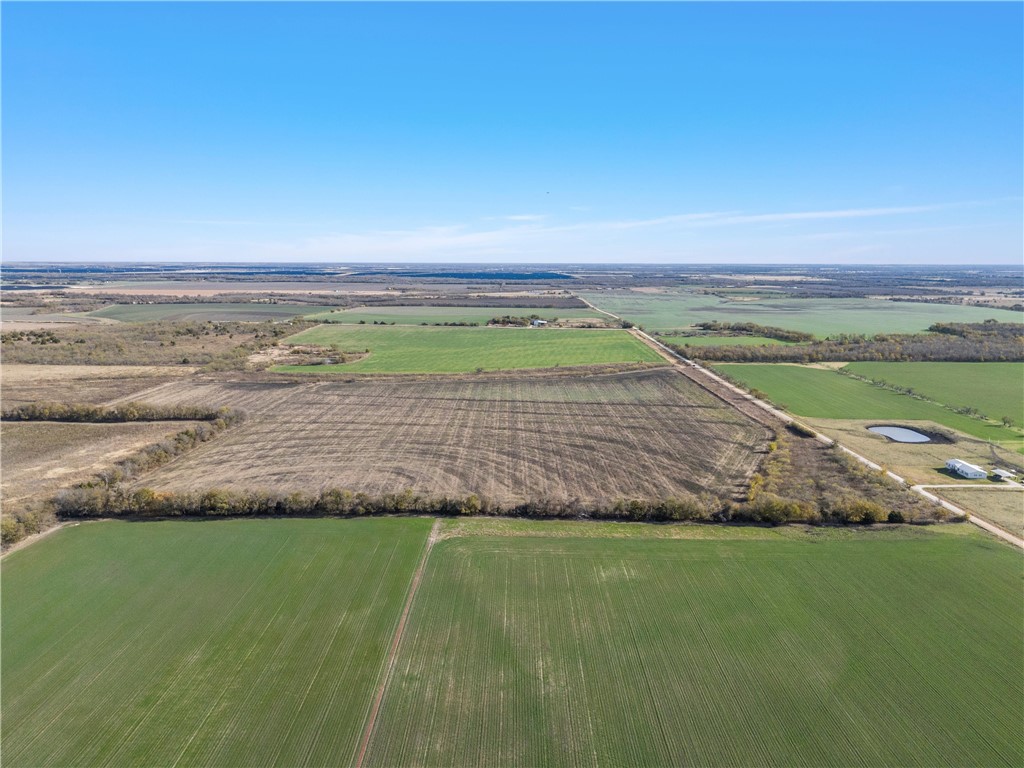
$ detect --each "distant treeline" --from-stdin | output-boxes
[894,297,1024,312]
[359,296,586,309]
[672,322,815,343]
[674,321,1023,363]
[2,402,236,423]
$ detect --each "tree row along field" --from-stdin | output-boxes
[842,361,1024,426]
[127,369,768,503]
[1,518,432,767]
[673,335,792,347]
[713,363,1023,447]
[579,290,1024,336]
[1,421,203,508]
[273,325,662,374]
[4,520,1020,768]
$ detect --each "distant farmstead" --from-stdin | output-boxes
[531,319,548,327]
[945,459,987,480]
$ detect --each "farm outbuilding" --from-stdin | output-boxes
[945,459,987,480]
[991,468,1016,482]
[531,319,548,327]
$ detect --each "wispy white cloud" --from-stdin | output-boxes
[250,199,995,261]
[501,214,547,222]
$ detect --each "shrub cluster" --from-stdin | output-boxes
[0,508,57,550]
[685,321,814,343]
[488,315,546,327]
[0,320,303,367]
[1,329,61,345]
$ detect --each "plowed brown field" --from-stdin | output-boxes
[132,369,769,503]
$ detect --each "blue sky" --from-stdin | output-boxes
[3,2,1021,264]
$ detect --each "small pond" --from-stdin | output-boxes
[868,425,932,443]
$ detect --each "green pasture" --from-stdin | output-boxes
[275,325,661,374]
[580,290,1022,337]
[714,363,1022,445]
[88,303,332,323]
[366,525,1023,767]
[844,362,1024,426]
[1,518,431,768]
[305,306,603,325]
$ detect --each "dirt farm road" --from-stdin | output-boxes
[591,308,1024,550]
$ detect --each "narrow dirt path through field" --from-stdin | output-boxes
[353,518,441,768]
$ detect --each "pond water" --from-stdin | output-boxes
[868,425,932,443]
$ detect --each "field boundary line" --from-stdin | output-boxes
[630,327,1024,550]
[576,295,624,322]
[0,521,75,559]
[353,518,441,768]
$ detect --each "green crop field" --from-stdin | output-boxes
[365,523,1023,767]
[844,362,1024,426]
[715,363,1022,445]
[4,519,1021,767]
[580,290,1022,337]
[88,303,333,322]
[305,306,603,325]
[1,518,431,768]
[275,325,662,373]
[671,335,791,346]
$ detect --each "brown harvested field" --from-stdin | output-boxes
[1,421,200,509]
[1,364,195,407]
[132,368,770,503]
[935,488,1024,538]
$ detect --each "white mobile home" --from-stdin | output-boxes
[945,459,987,480]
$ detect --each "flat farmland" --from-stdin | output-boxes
[274,325,662,374]
[131,368,768,502]
[305,306,604,325]
[87,302,334,323]
[2,421,201,507]
[581,290,1023,336]
[0,364,194,407]
[1,517,431,767]
[365,524,1024,767]
[934,488,1024,538]
[843,362,1024,426]
[715,363,1022,447]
